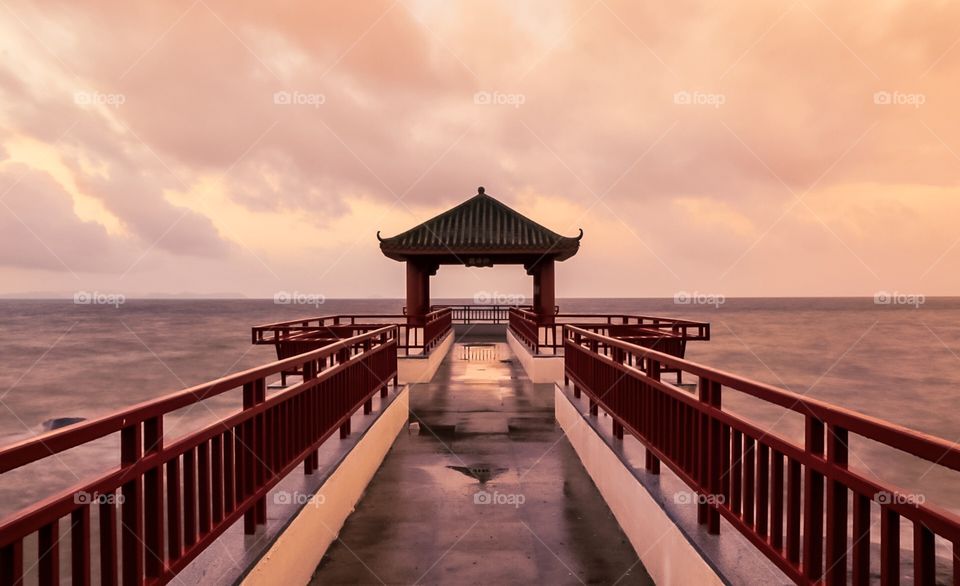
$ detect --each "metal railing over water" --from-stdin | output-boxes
[563,325,960,585]
[0,327,398,585]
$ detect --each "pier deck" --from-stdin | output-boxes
[310,335,651,585]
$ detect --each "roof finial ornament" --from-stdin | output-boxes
[477,186,485,196]
[376,230,383,242]
[576,228,584,240]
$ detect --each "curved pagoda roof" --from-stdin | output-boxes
[378,187,582,264]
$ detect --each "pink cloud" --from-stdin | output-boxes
[0,0,958,294]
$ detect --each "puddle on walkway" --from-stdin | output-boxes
[445,464,509,483]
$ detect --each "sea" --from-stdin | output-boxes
[0,298,957,549]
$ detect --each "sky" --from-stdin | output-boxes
[1,0,959,299]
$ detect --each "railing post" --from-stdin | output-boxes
[803,415,825,581]
[0,540,24,585]
[612,420,624,439]
[100,495,118,586]
[756,443,769,539]
[71,506,91,586]
[880,506,899,585]
[699,378,722,534]
[610,345,625,438]
[851,492,871,584]
[212,434,224,527]
[913,521,935,586]
[787,456,802,565]
[120,423,143,585]
[771,450,784,550]
[303,360,319,475]
[697,376,709,526]
[644,359,661,475]
[38,522,59,585]
[144,416,165,578]
[255,378,266,526]
[825,424,849,586]
[242,379,266,534]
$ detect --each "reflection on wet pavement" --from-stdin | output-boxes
[445,465,509,483]
[310,339,651,585]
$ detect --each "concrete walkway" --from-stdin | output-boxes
[310,337,652,585]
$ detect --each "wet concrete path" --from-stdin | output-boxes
[310,337,652,585]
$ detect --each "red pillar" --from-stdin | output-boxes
[422,267,431,314]
[406,262,435,325]
[406,262,425,325]
[534,259,555,323]
[532,269,541,311]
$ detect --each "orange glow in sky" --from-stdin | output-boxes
[1,0,958,298]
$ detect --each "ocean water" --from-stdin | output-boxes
[0,298,957,542]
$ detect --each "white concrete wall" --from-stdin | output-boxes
[506,329,565,384]
[397,330,453,384]
[242,387,409,586]
[555,386,724,586]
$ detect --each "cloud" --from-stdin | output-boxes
[0,166,132,272]
[0,0,958,294]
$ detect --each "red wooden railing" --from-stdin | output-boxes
[429,304,532,324]
[508,308,542,352]
[508,307,710,356]
[0,326,398,585]
[563,325,960,585]
[422,308,453,352]
[251,308,452,356]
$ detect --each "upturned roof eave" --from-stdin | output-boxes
[377,187,582,263]
[378,241,580,263]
